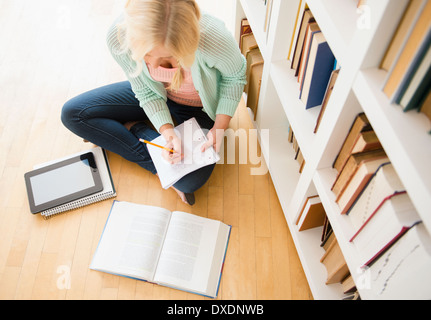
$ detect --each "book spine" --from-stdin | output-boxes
[349,191,407,242]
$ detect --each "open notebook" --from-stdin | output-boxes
[146,117,220,189]
[90,201,231,298]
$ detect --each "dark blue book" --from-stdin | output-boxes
[299,32,335,109]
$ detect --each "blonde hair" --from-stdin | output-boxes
[120,0,201,91]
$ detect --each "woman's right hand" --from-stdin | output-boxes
[160,124,183,164]
[162,135,183,164]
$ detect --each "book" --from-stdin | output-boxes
[239,18,252,49]
[297,22,321,87]
[393,28,431,109]
[240,33,257,56]
[350,192,421,266]
[347,163,405,228]
[291,9,315,72]
[420,90,431,129]
[90,200,231,298]
[368,222,431,299]
[333,113,372,172]
[288,124,294,142]
[314,68,340,133]
[244,46,263,94]
[400,45,431,111]
[321,230,335,252]
[296,195,326,231]
[147,117,220,189]
[247,59,264,120]
[320,216,334,251]
[380,0,425,72]
[320,237,350,285]
[292,134,299,154]
[287,0,304,61]
[350,130,381,154]
[331,148,387,198]
[299,32,335,109]
[382,1,431,99]
[342,291,361,300]
[341,274,356,294]
[31,146,116,218]
[336,158,390,214]
[296,148,305,173]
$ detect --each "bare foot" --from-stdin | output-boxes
[155,173,188,204]
[171,185,188,204]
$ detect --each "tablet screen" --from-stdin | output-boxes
[24,152,103,214]
[30,158,96,206]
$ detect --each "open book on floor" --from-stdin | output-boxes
[146,117,220,189]
[90,201,231,298]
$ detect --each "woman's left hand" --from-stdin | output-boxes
[201,113,232,153]
[201,127,224,153]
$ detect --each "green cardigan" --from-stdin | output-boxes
[107,13,247,131]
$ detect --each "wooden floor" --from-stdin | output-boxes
[0,0,312,300]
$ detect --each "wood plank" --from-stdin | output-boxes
[238,194,256,299]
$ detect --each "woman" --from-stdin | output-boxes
[61,0,246,205]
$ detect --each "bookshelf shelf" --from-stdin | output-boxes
[235,0,431,299]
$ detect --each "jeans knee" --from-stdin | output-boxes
[173,164,215,193]
[61,98,80,129]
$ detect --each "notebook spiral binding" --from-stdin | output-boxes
[41,191,116,220]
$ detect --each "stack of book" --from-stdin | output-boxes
[240,19,264,120]
[329,112,431,297]
[348,185,431,299]
[294,190,365,297]
[289,7,336,110]
[331,113,388,215]
[296,194,361,298]
[380,0,431,133]
[319,211,358,298]
[320,230,350,287]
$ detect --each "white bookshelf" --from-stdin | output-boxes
[234,0,431,300]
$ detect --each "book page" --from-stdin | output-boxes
[90,201,171,281]
[153,211,229,297]
[369,223,431,299]
[147,118,220,189]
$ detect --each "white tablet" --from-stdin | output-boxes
[24,152,103,214]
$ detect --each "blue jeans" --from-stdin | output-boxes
[61,81,215,193]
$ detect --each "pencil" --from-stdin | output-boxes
[139,138,176,154]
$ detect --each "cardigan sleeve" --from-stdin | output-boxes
[198,15,247,117]
[106,18,174,131]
